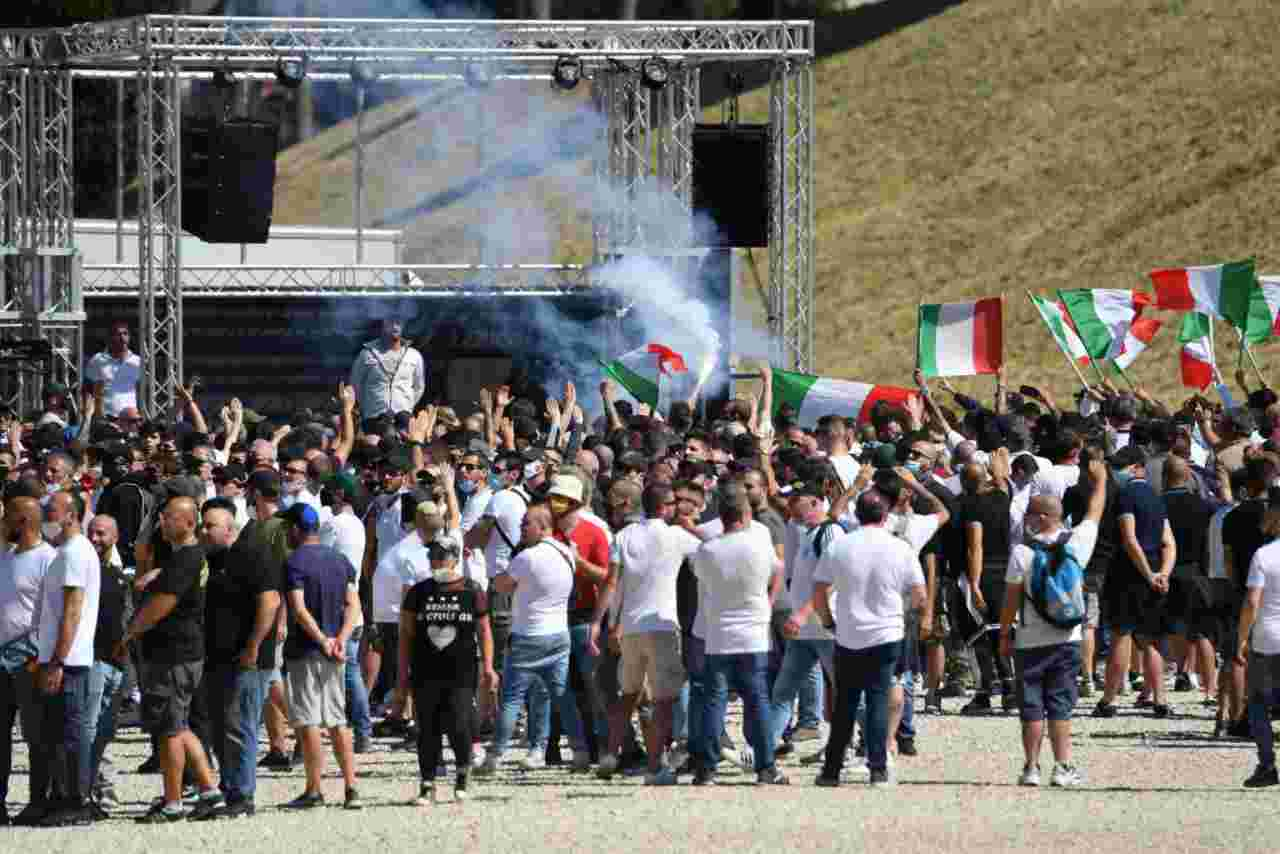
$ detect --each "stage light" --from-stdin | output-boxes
[552,56,582,91]
[463,62,493,88]
[274,57,306,89]
[349,62,376,90]
[640,56,669,90]
[212,68,236,89]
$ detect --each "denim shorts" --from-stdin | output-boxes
[1016,642,1080,723]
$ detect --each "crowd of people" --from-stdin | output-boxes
[3,315,1280,828]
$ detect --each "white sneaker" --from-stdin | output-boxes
[644,765,678,786]
[570,749,591,772]
[842,757,871,782]
[1018,764,1041,786]
[519,749,546,770]
[1188,673,1201,691]
[1050,763,1082,788]
[473,752,501,777]
[454,785,469,804]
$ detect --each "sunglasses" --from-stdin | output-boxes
[459,463,485,472]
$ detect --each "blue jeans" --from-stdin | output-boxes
[1248,652,1280,769]
[346,631,371,739]
[86,661,126,784]
[529,623,601,748]
[769,638,833,748]
[824,641,900,778]
[701,652,775,774]
[672,680,690,743]
[205,663,266,803]
[493,632,584,755]
[685,634,725,767]
[32,665,93,804]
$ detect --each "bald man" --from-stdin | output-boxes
[86,514,131,807]
[119,496,223,822]
[999,459,1107,788]
[1162,456,1218,700]
[28,492,100,827]
[476,503,586,775]
[1,497,57,825]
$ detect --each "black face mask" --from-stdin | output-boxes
[205,542,230,557]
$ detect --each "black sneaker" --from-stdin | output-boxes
[222,798,256,819]
[814,772,840,787]
[259,749,293,770]
[372,717,409,738]
[896,736,917,757]
[353,735,374,754]
[1151,703,1173,719]
[869,768,893,786]
[1173,673,1193,692]
[135,755,162,774]
[39,801,96,827]
[11,802,49,826]
[1002,692,1019,714]
[1243,764,1280,788]
[960,694,993,716]
[1091,700,1118,718]
[774,741,795,758]
[0,804,8,827]
[756,766,790,785]
[1227,718,1253,739]
[344,788,363,811]
[923,691,943,715]
[136,801,187,824]
[692,768,716,786]
[187,792,227,821]
[283,791,325,810]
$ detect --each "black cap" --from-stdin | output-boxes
[213,463,247,484]
[1109,445,1147,470]
[247,469,281,498]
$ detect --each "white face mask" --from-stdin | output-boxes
[42,521,62,541]
[432,566,462,583]
[279,493,296,510]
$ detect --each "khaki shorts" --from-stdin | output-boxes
[287,654,347,729]
[620,631,685,701]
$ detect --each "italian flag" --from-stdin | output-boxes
[772,368,916,427]
[1111,316,1162,371]
[1057,289,1151,360]
[1251,275,1280,343]
[1149,259,1258,330]
[1028,293,1090,365]
[599,343,688,409]
[916,299,1003,377]
[1177,313,1217,391]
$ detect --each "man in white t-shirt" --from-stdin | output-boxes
[84,321,142,418]
[0,496,57,823]
[31,491,102,826]
[1235,520,1280,788]
[477,505,585,774]
[817,415,860,491]
[999,458,1106,789]
[370,493,429,730]
[691,488,789,786]
[811,489,925,788]
[595,482,701,785]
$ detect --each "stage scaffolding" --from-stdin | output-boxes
[0,18,815,415]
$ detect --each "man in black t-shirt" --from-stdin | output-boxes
[1221,458,1274,734]
[957,462,1014,715]
[1094,447,1176,719]
[1162,457,1216,700]
[117,496,223,823]
[198,499,283,818]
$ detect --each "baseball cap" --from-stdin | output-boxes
[213,463,248,484]
[247,469,281,498]
[276,502,321,533]
[865,443,898,470]
[1109,445,1147,470]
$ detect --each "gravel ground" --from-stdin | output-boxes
[3,689,1277,853]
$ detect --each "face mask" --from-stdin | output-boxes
[905,461,925,476]
[42,521,61,541]
[458,478,477,495]
[488,474,504,491]
[279,493,296,510]
[432,566,463,583]
[1112,470,1132,488]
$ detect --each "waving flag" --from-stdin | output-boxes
[600,343,689,408]
[1111,316,1162,371]
[916,299,1003,377]
[1177,313,1217,391]
[771,369,916,427]
[1029,293,1091,365]
[1058,289,1151,361]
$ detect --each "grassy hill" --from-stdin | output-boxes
[274,0,1280,407]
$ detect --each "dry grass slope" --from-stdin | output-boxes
[275,0,1280,404]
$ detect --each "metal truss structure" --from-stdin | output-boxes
[1,17,815,415]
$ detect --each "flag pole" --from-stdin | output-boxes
[1025,290,1091,390]
[1243,339,1267,388]
[1110,360,1137,391]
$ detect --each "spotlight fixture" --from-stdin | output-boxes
[552,56,582,91]
[463,62,494,88]
[349,61,376,90]
[211,67,236,89]
[274,57,306,89]
[640,56,669,90]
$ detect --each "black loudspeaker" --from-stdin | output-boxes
[182,118,279,244]
[692,123,771,248]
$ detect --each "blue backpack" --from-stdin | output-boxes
[1024,536,1087,630]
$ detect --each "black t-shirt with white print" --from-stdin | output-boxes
[402,577,488,683]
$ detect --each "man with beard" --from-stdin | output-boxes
[349,319,425,433]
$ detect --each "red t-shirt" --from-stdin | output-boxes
[554,518,610,615]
